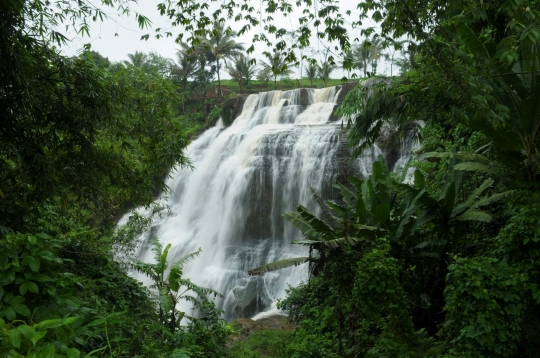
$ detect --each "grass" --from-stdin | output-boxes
[214,77,354,96]
[228,330,295,358]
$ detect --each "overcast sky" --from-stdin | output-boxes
[60,0,395,78]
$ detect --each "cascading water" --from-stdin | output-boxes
[131,85,415,321]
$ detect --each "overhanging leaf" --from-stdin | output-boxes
[248,257,309,275]
[456,210,493,223]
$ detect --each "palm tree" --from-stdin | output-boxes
[174,45,199,88]
[369,38,384,74]
[387,39,407,76]
[304,62,317,87]
[317,60,337,86]
[353,39,384,77]
[257,67,272,89]
[226,56,257,93]
[124,51,149,69]
[260,51,293,89]
[352,42,370,77]
[199,21,244,97]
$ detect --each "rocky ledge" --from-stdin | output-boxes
[228,315,297,345]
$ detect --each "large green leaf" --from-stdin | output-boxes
[373,203,390,224]
[366,179,377,213]
[160,243,172,274]
[356,197,367,225]
[292,205,337,240]
[472,190,517,208]
[323,237,369,249]
[414,169,426,190]
[332,182,357,206]
[443,180,456,217]
[456,21,492,63]
[456,210,493,223]
[453,162,506,177]
[420,151,493,166]
[248,257,309,275]
[168,248,202,278]
[411,240,447,250]
[452,179,494,217]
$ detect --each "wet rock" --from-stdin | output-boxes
[221,95,249,126]
[376,126,400,170]
[229,316,297,344]
[298,88,311,106]
[335,81,358,104]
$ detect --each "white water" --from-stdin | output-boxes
[130,86,415,320]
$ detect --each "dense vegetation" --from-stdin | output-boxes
[1,0,540,357]
[247,0,540,357]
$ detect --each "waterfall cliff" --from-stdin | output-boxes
[131,85,415,320]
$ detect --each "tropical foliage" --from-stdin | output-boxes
[3,0,540,356]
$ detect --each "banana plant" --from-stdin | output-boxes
[455,21,540,181]
[249,156,515,276]
[132,241,220,332]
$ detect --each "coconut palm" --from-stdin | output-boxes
[175,44,199,86]
[124,51,149,69]
[226,56,257,93]
[260,51,293,89]
[304,62,317,87]
[199,21,244,97]
[317,60,337,86]
[353,39,385,77]
[369,38,384,74]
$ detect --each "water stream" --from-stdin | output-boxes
[130,85,415,320]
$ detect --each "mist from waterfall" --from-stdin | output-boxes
[129,85,415,321]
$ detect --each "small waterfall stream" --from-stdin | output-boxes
[130,85,415,320]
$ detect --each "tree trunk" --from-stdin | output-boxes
[216,58,223,97]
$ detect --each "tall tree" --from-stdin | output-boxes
[124,51,149,69]
[226,56,257,93]
[260,51,293,89]
[353,39,384,77]
[175,43,200,86]
[317,60,337,85]
[304,62,317,87]
[199,21,244,97]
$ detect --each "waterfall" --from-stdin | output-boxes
[130,85,415,321]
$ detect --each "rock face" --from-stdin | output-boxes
[221,94,249,126]
[328,82,358,122]
[335,81,358,105]
[229,316,297,344]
